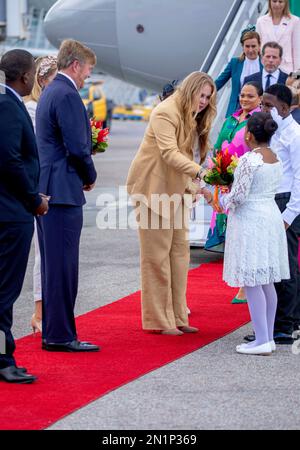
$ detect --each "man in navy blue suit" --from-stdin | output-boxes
[36,40,99,352]
[0,50,49,383]
[244,42,288,91]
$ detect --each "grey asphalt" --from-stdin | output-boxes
[13,121,300,430]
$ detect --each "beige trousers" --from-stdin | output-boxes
[137,204,190,330]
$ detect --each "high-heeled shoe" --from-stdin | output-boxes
[161,328,183,336]
[178,325,199,333]
[31,314,42,333]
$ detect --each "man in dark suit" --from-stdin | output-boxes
[244,42,288,91]
[36,40,99,352]
[0,50,49,383]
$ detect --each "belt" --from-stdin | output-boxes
[275,192,291,200]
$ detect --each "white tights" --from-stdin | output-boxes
[244,283,278,347]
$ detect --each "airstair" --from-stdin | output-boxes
[189,0,268,247]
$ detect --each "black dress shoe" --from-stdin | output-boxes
[15,366,27,374]
[244,334,255,342]
[42,340,100,352]
[274,332,295,345]
[0,366,37,384]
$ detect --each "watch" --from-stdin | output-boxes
[196,168,205,180]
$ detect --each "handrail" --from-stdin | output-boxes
[200,0,243,73]
[203,0,268,143]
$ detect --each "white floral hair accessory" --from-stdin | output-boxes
[38,56,57,78]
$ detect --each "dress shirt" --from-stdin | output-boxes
[0,83,23,102]
[271,114,300,225]
[25,100,37,132]
[262,69,280,90]
[240,57,261,87]
[57,72,78,90]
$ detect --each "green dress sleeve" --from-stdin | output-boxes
[214,117,232,150]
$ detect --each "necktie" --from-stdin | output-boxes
[265,74,272,91]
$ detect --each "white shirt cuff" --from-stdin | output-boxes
[282,208,298,226]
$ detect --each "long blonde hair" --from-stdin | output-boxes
[268,0,291,18]
[176,72,217,163]
[24,56,57,103]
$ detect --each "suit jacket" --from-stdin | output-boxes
[126,94,201,217]
[36,74,97,206]
[215,57,263,118]
[0,89,41,222]
[256,14,300,74]
[243,69,288,90]
[292,108,300,125]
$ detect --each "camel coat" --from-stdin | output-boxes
[126,94,203,330]
[256,14,300,74]
[126,94,201,218]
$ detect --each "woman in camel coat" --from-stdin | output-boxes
[126,72,216,335]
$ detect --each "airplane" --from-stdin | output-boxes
[44,0,267,92]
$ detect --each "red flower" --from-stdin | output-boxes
[220,150,233,172]
[97,128,109,143]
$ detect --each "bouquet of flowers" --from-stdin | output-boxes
[204,149,238,210]
[204,148,238,186]
[90,119,109,153]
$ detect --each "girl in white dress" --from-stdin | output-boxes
[221,112,290,355]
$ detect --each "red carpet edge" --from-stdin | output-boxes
[0,261,250,430]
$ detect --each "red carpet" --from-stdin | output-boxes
[0,261,249,430]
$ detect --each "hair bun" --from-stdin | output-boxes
[264,118,278,135]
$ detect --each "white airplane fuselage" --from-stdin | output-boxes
[44,0,240,91]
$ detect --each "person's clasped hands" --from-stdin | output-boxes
[35,193,50,216]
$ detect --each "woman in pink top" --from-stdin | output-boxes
[256,0,300,74]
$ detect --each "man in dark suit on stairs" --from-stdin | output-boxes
[0,50,49,383]
[36,40,99,353]
[244,42,288,91]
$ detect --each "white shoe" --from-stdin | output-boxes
[237,340,276,352]
[236,342,272,355]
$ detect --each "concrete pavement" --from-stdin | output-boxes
[13,121,300,430]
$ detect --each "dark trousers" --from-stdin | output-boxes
[37,205,83,343]
[275,194,300,334]
[0,221,33,368]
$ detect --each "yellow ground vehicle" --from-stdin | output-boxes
[79,82,109,126]
[112,103,154,121]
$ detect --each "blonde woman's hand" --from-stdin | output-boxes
[199,168,207,179]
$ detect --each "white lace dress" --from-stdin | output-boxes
[221,151,290,287]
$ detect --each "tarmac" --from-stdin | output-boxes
[13,121,300,430]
